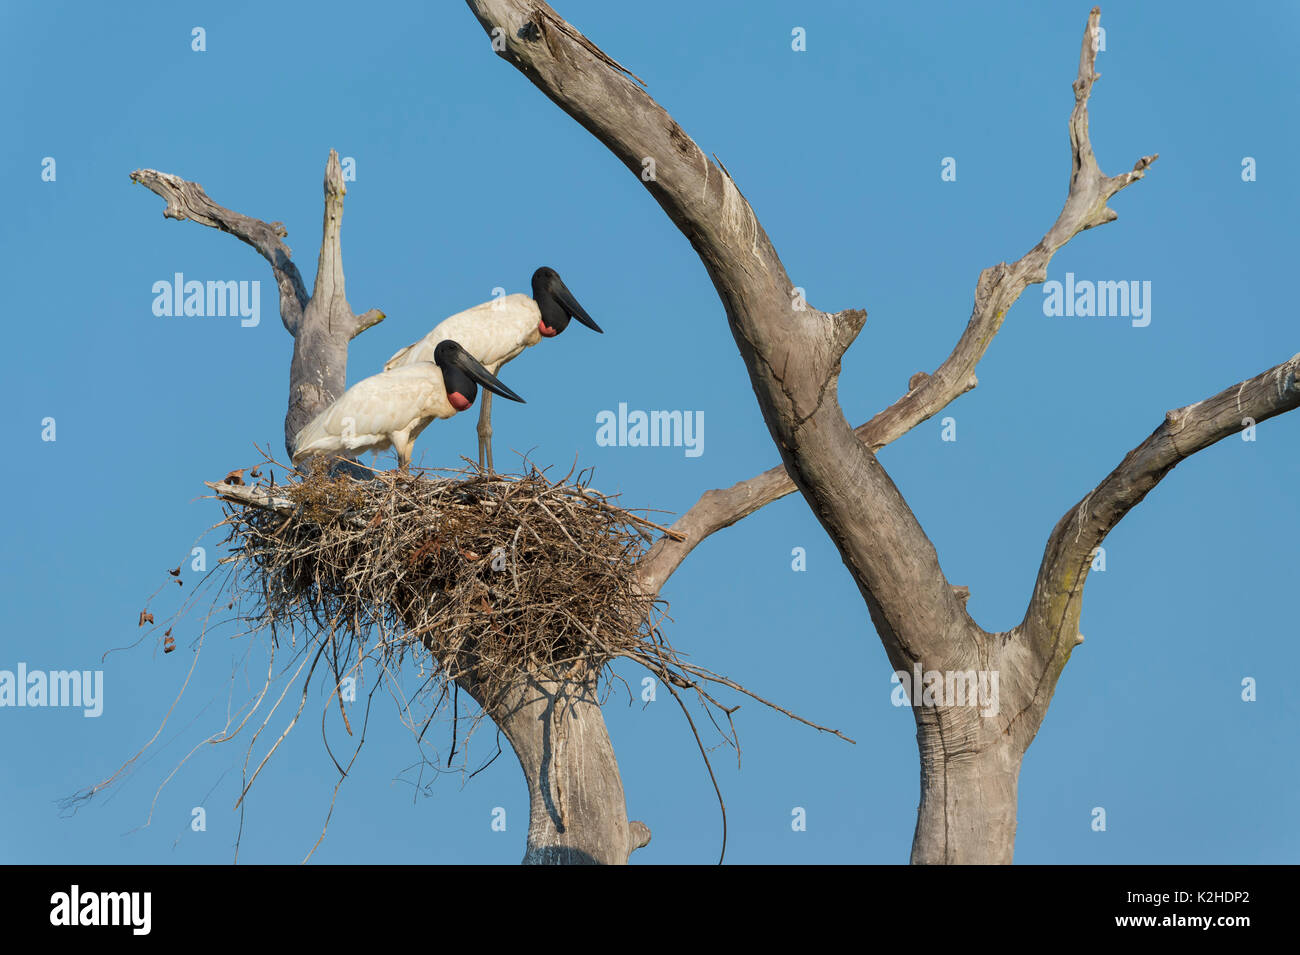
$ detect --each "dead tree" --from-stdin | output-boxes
[460,2,1299,864]
[131,6,1299,864]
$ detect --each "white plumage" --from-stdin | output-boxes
[292,364,454,467]
[382,267,601,470]
[385,295,540,375]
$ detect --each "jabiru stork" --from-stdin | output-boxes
[384,267,600,470]
[292,340,525,472]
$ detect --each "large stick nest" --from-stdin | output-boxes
[225,462,673,708]
[72,459,849,863]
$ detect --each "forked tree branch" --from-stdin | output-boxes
[132,150,384,454]
[638,6,1156,594]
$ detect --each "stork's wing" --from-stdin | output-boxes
[383,341,417,370]
[293,365,444,461]
[383,295,538,371]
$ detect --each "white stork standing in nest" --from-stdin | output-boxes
[292,340,525,472]
[384,267,600,470]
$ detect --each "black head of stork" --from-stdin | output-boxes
[532,266,603,338]
[434,339,527,412]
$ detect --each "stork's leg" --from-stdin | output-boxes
[394,431,412,473]
[477,390,494,472]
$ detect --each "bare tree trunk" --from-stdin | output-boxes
[911,716,1022,865]
[469,674,650,864]
[882,622,1041,864]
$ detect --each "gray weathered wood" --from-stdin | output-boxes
[460,673,647,864]
[129,168,309,337]
[132,151,385,457]
[636,7,1155,595]
[464,1,1296,864]
[1014,354,1300,730]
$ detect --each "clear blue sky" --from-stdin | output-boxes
[2,0,1296,864]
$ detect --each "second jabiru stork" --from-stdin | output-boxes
[384,267,600,470]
